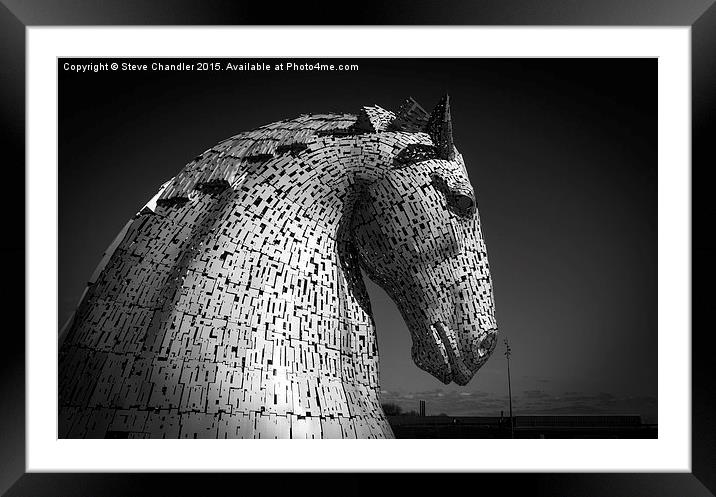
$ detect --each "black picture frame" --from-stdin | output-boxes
[1,1,712,496]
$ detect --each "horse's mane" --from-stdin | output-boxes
[158,112,360,205]
[156,99,430,206]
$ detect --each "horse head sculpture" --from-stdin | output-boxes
[58,95,497,439]
[351,96,497,386]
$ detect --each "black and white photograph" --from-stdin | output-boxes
[58,57,657,440]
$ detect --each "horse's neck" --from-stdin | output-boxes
[59,145,393,439]
[210,166,388,436]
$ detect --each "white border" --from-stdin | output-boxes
[27,27,691,472]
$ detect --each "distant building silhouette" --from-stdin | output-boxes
[387,414,656,439]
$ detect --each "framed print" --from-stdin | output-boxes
[1,1,713,496]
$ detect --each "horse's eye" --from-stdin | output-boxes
[431,174,476,219]
[449,192,476,218]
[393,144,438,168]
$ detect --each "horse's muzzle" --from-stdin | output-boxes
[432,321,498,385]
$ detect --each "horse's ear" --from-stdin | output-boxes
[354,105,396,132]
[425,94,455,160]
[389,97,430,132]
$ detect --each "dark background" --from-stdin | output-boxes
[58,58,657,422]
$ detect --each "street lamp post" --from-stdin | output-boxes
[504,338,514,439]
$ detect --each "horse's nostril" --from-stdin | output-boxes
[471,330,498,364]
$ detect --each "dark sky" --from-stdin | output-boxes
[59,58,657,421]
